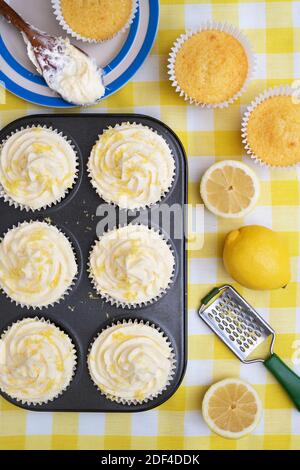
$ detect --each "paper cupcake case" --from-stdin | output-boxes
[0,125,80,213]
[0,317,77,406]
[87,318,177,406]
[241,84,298,169]
[0,220,79,310]
[88,223,176,309]
[87,122,176,211]
[51,0,139,44]
[168,21,256,108]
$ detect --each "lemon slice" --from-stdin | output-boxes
[202,378,262,439]
[200,160,260,218]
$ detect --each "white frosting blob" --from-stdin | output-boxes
[88,322,173,401]
[88,123,175,209]
[0,221,77,307]
[89,225,174,305]
[0,127,77,210]
[0,318,76,403]
[27,38,105,105]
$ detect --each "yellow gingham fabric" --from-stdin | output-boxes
[0,0,300,451]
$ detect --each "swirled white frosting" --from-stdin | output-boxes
[0,318,76,403]
[88,123,175,209]
[0,127,77,210]
[88,322,173,401]
[0,221,77,307]
[89,225,174,305]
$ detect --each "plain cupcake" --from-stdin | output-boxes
[53,0,138,43]
[89,224,175,308]
[0,221,77,309]
[88,122,175,210]
[168,23,254,107]
[0,126,78,211]
[0,317,76,405]
[88,320,175,404]
[242,86,300,168]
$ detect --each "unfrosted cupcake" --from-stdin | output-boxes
[168,23,253,107]
[88,320,175,404]
[0,127,78,211]
[89,225,175,307]
[0,221,77,308]
[53,0,137,43]
[0,317,76,404]
[242,87,300,167]
[88,123,175,209]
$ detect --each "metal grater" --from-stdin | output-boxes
[199,284,275,363]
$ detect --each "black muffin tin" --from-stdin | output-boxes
[0,114,187,412]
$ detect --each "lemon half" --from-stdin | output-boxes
[200,160,260,218]
[202,378,262,439]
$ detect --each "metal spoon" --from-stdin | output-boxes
[0,0,105,105]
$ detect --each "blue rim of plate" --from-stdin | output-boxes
[0,0,159,108]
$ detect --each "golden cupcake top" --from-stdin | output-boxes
[59,0,135,41]
[88,123,175,209]
[245,95,300,167]
[89,225,174,305]
[88,322,173,402]
[0,221,77,308]
[173,29,249,105]
[0,318,76,404]
[0,127,77,210]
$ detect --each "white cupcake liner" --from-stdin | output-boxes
[242,84,299,169]
[0,316,77,406]
[88,223,176,309]
[168,21,256,108]
[87,122,176,211]
[87,318,176,405]
[0,220,78,310]
[52,0,139,44]
[0,125,79,212]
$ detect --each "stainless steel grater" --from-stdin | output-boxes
[199,285,300,410]
[199,284,275,363]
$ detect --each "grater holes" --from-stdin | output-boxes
[229,335,235,342]
[218,324,224,331]
[239,346,245,352]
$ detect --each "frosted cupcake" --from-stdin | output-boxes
[0,221,77,308]
[168,23,254,107]
[0,317,76,404]
[0,127,78,211]
[89,225,175,307]
[53,0,138,43]
[242,87,300,167]
[88,320,175,404]
[88,123,175,209]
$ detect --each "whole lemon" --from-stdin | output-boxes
[223,225,290,290]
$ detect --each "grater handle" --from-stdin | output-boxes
[264,353,300,411]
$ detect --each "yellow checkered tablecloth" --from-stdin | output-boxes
[0,0,300,451]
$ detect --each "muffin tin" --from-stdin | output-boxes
[0,113,187,412]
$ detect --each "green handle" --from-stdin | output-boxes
[264,353,300,411]
[201,287,220,306]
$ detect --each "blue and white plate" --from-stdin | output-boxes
[0,0,159,108]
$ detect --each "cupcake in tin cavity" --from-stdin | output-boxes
[242,86,300,168]
[89,224,175,308]
[168,22,254,108]
[0,126,78,211]
[52,0,138,43]
[0,221,78,309]
[88,122,175,210]
[0,317,76,405]
[88,320,175,404]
